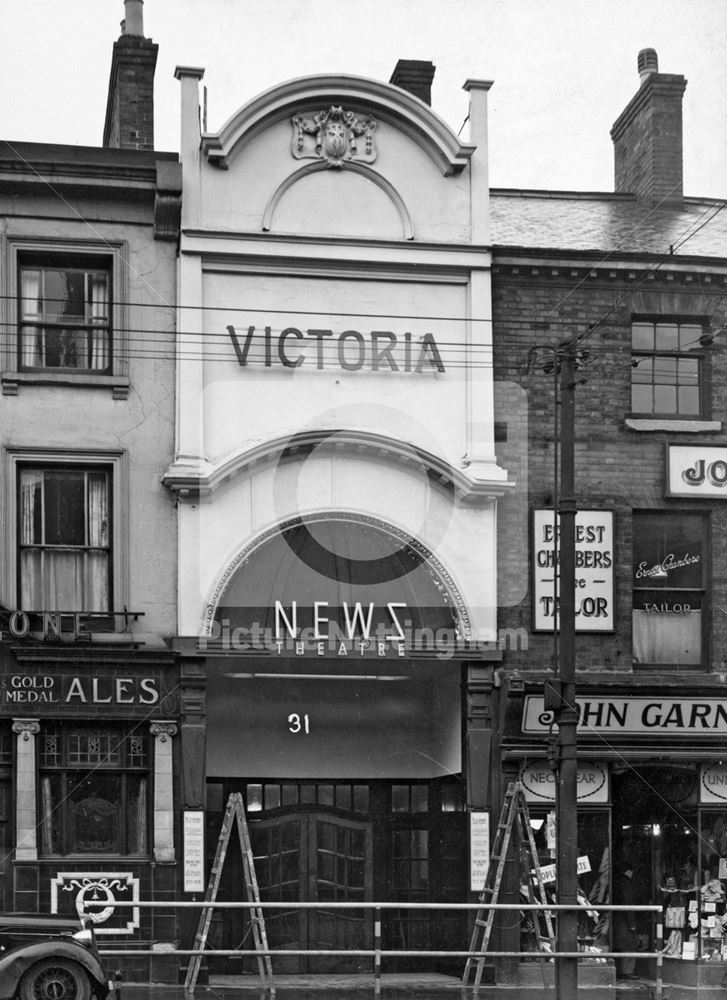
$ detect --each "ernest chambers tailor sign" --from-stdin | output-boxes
[532,510,614,632]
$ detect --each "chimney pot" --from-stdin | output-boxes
[637,47,659,83]
[123,0,144,37]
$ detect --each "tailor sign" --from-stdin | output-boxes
[523,695,727,734]
[519,762,608,803]
[532,510,614,632]
[667,445,727,498]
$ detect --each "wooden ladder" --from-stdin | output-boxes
[184,793,273,996]
[462,781,555,991]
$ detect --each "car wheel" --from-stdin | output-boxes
[18,958,92,1000]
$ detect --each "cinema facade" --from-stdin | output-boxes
[163,62,514,970]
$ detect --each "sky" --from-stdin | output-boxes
[2,0,726,199]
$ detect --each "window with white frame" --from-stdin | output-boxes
[630,319,706,417]
[19,466,111,612]
[18,255,111,372]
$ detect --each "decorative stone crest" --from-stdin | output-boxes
[51,872,140,934]
[291,106,377,166]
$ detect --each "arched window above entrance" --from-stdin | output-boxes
[208,513,468,651]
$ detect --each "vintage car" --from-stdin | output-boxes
[0,912,114,1000]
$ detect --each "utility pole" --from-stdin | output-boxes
[555,342,579,1000]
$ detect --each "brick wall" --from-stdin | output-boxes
[493,260,727,676]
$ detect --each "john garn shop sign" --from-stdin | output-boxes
[524,696,727,734]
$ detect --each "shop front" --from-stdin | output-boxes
[189,512,499,974]
[503,680,727,996]
[0,637,180,984]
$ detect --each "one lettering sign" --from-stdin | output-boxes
[532,510,614,632]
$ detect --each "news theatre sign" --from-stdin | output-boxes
[523,695,727,734]
[532,509,614,632]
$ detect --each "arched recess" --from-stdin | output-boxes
[203,510,471,643]
[262,160,414,239]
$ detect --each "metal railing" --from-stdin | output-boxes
[86,900,664,997]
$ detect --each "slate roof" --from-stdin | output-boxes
[490,190,727,262]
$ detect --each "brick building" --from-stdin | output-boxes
[0,2,182,983]
[492,50,727,993]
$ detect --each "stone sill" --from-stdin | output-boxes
[2,371,130,399]
[625,417,722,433]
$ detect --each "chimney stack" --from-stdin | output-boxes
[611,49,687,207]
[389,60,435,106]
[103,0,158,150]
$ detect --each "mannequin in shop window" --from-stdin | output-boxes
[613,866,638,979]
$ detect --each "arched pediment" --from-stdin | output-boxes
[201,74,475,176]
[163,428,512,501]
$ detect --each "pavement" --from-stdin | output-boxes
[115,972,658,1000]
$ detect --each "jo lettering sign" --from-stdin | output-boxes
[667,445,727,498]
[532,509,614,632]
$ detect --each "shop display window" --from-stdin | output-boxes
[524,810,609,953]
[632,511,706,666]
[698,811,727,961]
[39,724,148,856]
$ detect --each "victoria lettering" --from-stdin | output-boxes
[227,325,445,372]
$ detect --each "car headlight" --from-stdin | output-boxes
[72,928,94,945]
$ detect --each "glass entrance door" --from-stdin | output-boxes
[251,812,373,973]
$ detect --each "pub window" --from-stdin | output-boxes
[39,724,148,856]
[630,319,706,417]
[18,256,111,372]
[632,511,706,666]
[19,466,111,613]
